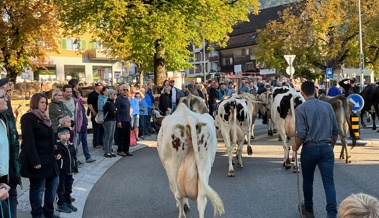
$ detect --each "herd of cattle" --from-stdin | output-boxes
[156,84,379,218]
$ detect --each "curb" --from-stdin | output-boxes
[17,142,149,218]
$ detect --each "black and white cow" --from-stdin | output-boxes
[271,91,305,172]
[214,96,252,177]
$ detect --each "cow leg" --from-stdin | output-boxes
[372,112,377,130]
[280,132,291,169]
[360,110,367,128]
[247,126,253,156]
[250,123,255,139]
[340,134,351,163]
[267,118,273,136]
[175,196,189,218]
[236,140,244,168]
[196,187,207,218]
[227,145,235,177]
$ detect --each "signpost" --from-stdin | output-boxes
[347,94,364,113]
[326,68,333,78]
[284,55,296,79]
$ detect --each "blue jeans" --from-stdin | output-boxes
[146,113,152,134]
[172,102,177,112]
[29,176,59,217]
[57,172,74,206]
[139,115,147,137]
[76,131,91,160]
[103,121,116,153]
[301,143,337,218]
[91,116,104,147]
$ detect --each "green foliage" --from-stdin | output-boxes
[256,0,379,79]
[56,0,260,84]
[0,0,59,82]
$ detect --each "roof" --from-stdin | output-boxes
[218,3,295,50]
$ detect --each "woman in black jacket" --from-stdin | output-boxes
[102,89,118,157]
[19,93,61,218]
[159,86,172,116]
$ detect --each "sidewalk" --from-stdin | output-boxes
[16,133,157,218]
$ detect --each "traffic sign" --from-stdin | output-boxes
[114,71,121,79]
[347,94,364,112]
[284,55,296,65]
[286,66,295,76]
[326,68,333,77]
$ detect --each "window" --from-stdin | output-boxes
[66,38,80,50]
[96,40,106,49]
[246,61,256,71]
[223,57,233,65]
[242,48,249,56]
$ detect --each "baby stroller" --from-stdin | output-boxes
[151,106,164,133]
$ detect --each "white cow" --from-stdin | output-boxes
[271,91,304,172]
[214,96,252,177]
[157,104,224,218]
[238,92,259,140]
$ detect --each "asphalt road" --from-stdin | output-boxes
[83,124,379,218]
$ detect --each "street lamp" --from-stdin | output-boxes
[358,0,364,85]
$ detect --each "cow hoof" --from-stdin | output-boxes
[278,138,282,141]
[293,166,299,173]
[228,171,235,177]
[362,123,366,128]
[273,129,277,133]
[340,155,345,160]
[232,160,235,165]
[268,130,273,136]
[292,157,295,162]
[184,204,190,214]
[250,135,255,139]
[247,146,253,156]
[285,165,291,170]
[373,126,377,130]
[237,163,243,168]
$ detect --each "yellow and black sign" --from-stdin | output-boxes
[351,113,360,138]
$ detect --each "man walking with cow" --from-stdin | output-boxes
[293,81,339,218]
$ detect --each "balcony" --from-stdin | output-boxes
[87,48,116,61]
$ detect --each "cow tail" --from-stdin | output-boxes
[185,113,225,217]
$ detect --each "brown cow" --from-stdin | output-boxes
[178,94,209,114]
[319,95,357,163]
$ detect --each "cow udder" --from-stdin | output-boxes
[176,147,198,200]
[284,115,295,137]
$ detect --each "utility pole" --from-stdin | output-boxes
[203,38,206,82]
[358,0,364,85]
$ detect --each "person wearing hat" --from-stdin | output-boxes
[87,82,104,148]
[20,93,61,218]
[55,126,78,214]
[48,89,72,133]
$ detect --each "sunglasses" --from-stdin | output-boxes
[123,89,129,91]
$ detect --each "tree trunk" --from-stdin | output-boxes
[154,39,166,86]
[5,65,18,84]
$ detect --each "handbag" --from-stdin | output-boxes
[130,130,137,147]
[95,110,108,124]
[95,102,109,124]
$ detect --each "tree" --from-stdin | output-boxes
[255,0,379,79]
[0,0,59,83]
[56,0,260,85]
